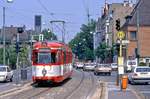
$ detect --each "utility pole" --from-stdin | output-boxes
[82,0,90,23]
[2,0,13,65]
[136,3,140,65]
[50,20,66,43]
[16,33,19,84]
[3,7,6,65]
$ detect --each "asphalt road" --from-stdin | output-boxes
[2,69,97,99]
[0,67,32,93]
[1,68,150,99]
[130,83,150,99]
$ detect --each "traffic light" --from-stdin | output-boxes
[17,27,24,33]
[116,19,120,31]
[15,42,22,53]
[39,34,44,41]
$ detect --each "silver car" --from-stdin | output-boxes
[128,66,150,84]
[0,66,13,82]
[83,63,96,71]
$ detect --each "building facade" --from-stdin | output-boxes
[95,0,134,63]
[123,0,150,64]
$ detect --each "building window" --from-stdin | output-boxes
[130,31,137,40]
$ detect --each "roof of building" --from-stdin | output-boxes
[128,0,150,26]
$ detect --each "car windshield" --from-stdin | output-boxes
[0,67,6,72]
[136,68,150,72]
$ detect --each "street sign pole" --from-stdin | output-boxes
[116,31,125,86]
[16,33,19,85]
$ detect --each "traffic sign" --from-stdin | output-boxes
[117,31,125,39]
[118,57,124,66]
[117,40,130,44]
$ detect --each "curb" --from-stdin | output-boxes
[100,82,107,99]
[91,81,107,99]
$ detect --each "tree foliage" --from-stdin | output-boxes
[95,42,112,63]
[42,29,57,41]
[69,19,96,61]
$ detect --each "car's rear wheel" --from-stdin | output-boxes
[4,76,8,83]
[129,80,135,85]
[94,72,97,75]
[10,76,13,82]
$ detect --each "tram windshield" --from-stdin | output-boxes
[38,52,51,64]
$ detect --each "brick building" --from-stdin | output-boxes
[95,0,134,63]
[123,0,150,63]
[0,25,31,43]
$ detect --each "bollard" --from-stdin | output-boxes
[121,75,128,91]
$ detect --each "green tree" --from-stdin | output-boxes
[42,29,57,41]
[69,19,96,61]
[95,42,112,63]
[95,43,112,63]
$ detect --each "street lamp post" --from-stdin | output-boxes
[2,0,13,65]
[3,6,6,65]
[90,31,96,62]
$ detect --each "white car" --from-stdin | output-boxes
[111,63,118,71]
[76,62,84,69]
[0,66,13,82]
[128,66,150,84]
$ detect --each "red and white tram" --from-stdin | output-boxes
[32,41,73,83]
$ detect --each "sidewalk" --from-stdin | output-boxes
[107,82,141,99]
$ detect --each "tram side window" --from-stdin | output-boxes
[51,52,56,63]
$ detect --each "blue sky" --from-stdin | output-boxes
[0,0,124,42]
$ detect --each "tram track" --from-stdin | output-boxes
[64,70,85,99]
[1,83,52,99]
[1,70,97,99]
[64,70,96,99]
[85,72,96,99]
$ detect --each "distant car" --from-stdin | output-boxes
[128,66,150,84]
[76,62,84,69]
[94,64,112,76]
[83,63,96,71]
[126,59,137,72]
[0,66,13,82]
[111,63,118,71]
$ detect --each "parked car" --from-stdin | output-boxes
[0,66,13,82]
[94,64,112,76]
[75,62,84,69]
[111,63,118,71]
[83,63,96,71]
[128,66,150,84]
